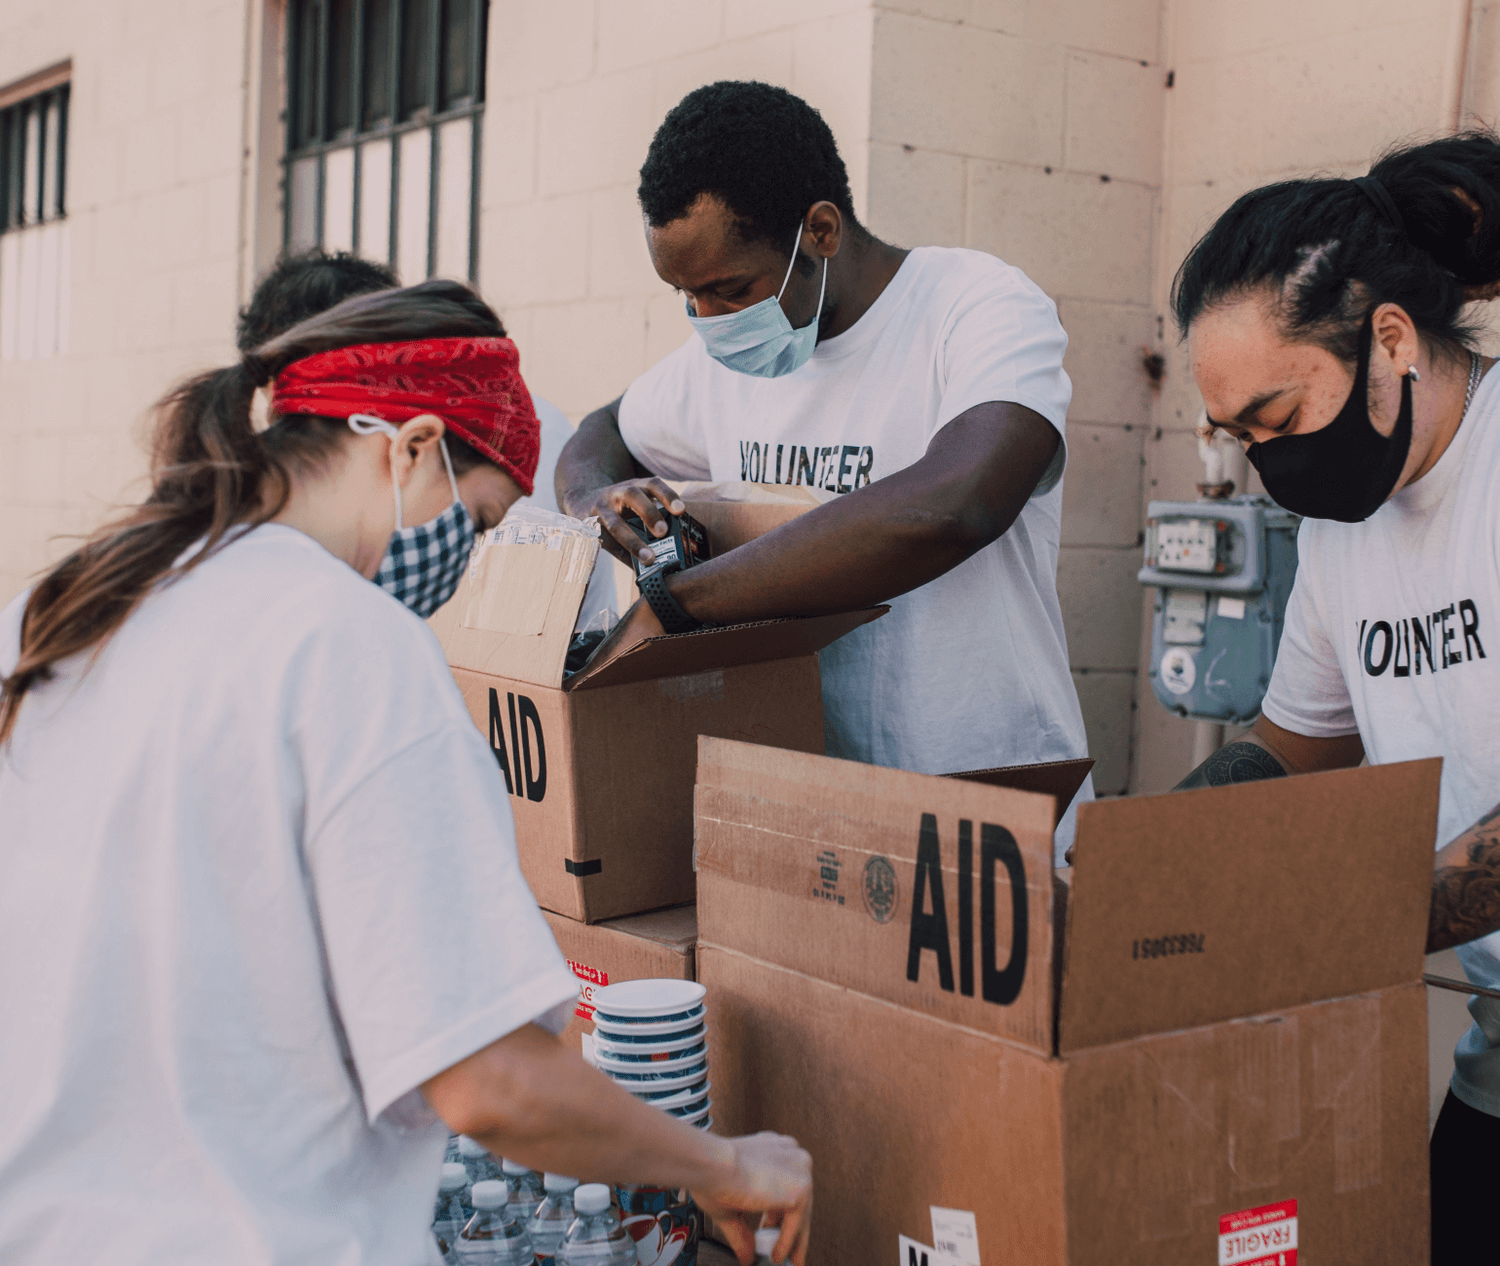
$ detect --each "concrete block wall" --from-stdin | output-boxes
[862,0,1166,795]
[2,0,1496,809]
[0,0,248,606]
[479,0,875,421]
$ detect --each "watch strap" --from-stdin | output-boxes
[639,567,702,634]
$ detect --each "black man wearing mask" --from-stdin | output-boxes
[557,81,1093,857]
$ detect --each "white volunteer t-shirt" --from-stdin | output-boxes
[0,525,579,1265]
[521,393,575,516]
[619,246,1093,855]
[1262,369,1500,1116]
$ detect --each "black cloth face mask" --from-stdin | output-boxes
[1246,312,1413,522]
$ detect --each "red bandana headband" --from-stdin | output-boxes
[272,337,541,495]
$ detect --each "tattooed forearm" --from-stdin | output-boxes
[1173,741,1288,792]
[1428,826,1500,953]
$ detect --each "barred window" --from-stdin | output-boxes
[0,63,71,362]
[0,77,68,234]
[284,0,486,282]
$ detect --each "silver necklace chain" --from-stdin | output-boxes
[1463,350,1482,419]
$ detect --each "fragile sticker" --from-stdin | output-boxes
[898,1234,966,1266]
[1218,1199,1297,1266]
[567,959,608,1021]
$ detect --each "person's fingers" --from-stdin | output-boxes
[616,485,671,539]
[596,505,656,564]
[773,1197,804,1264]
[640,477,686,516]
[790,1203,812,1266]
[712,1209,756,1264]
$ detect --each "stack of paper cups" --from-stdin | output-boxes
[590,979,711,1131]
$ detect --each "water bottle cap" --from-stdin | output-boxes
[458,1136,489,1158]
[755,1227,780,1257]
[574,1183,612,1215]
[544,1173,579,1193]
[501,1157,534,1177]
[439,1162,469,1190]
[471,1179,509,1210]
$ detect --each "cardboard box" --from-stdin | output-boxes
[542,905,698,1052]
[694,737,1440,1266]
[431,503,883,922]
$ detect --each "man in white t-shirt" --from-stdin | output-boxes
[556,81,1092,851]
[1170,146,1500,1265]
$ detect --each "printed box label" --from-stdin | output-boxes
[898,1234,966,1266]
[1218,1199,1297,1266]
[567,960,608,1021]
[929,1208,980,1265]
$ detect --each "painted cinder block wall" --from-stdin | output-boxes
[0,0,249,603]
[3,0,1500,797]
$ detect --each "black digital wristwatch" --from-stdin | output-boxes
[639,568,703,634]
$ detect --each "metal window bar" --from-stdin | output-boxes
[387,0,403,266]
[53,84,68,220]
[425,0,441,279]
[283,0,485,280]
[0,85,69,236]
[315,0,330,249]
[34,96,46,225]
[350,0,365,255]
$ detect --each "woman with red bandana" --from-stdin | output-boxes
[0,281,811,1266]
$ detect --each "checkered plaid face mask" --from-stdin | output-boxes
[350,414,477,618]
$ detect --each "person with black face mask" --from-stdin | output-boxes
[1168,132,1500,1264]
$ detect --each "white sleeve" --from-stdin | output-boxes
[1260,537,1360,738]
[0,591,25,677]
[937,267,1073,495]
[522,395,577,516]
[307,721,580,1124]
[617,339,714,481]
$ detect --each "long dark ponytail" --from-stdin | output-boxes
[1172,129,1500,360]
[0,278,505,744]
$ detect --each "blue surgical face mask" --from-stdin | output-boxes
[686,224,828,378]
[349,414,476,618]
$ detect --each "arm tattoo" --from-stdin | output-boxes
[1173,741,1288,792]
[1428,827,1500,953]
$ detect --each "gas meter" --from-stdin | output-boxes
[1138,495,1300,724]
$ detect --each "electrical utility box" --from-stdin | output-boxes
[1138,495,1300,724]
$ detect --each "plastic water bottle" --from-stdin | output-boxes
[754,1226,781,1264]
[503,1158,546,1225]
[432,1162,472,1261]
[460,1136,505,1189]
[455,1179,536,1264]
[446,1135,463,1164]
[527,1174,579,1266]
[557,1183,636,1265]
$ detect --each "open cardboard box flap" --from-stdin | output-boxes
[430,514,602,688]
[1058,756,1442,1053]
[694,736,1062,1051]
[946,757,1094,827]
[433,490,865,689]
[564,607,887,692]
